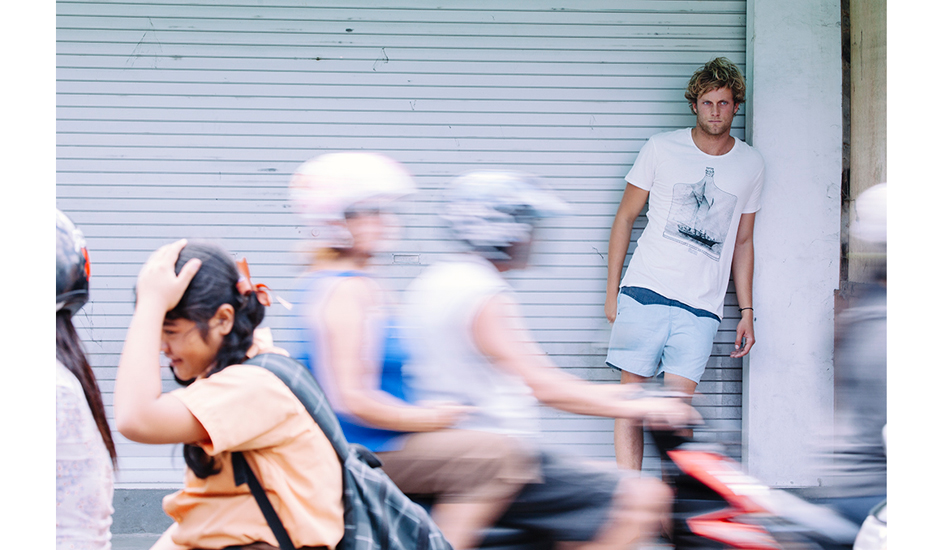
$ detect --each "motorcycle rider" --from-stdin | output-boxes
[810,183,887,526]
[288,152,541,550]
[57,209,117,549]
[402,171,701,550]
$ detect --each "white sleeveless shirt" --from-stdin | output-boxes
[402,255,539,437]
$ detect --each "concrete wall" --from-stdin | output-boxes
[744,0,843,486]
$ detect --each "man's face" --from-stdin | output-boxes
[691,87,740,137]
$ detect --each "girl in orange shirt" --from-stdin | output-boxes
[114,240,344,550]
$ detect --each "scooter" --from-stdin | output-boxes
[408,385,868,550]
[648,426,861,549]
[418,423,861,550]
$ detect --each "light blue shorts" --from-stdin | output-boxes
[605,288,721,383]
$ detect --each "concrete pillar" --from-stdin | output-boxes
[847,0,886,283]
[744,0,843,486]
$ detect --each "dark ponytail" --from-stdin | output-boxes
[165,241,267,478]
[56,311,118,468]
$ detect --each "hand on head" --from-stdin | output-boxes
[136,239,202,312]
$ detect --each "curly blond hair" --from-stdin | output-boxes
[685,57,746,108]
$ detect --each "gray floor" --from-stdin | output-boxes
[108,488,677,550]
[110,534,673,550]
[112,533,162,550]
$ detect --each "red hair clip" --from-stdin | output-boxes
[235,257,273,307]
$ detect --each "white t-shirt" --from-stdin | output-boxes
[620,128,765,318]
[402,255,539,437]
[56,361,114,550]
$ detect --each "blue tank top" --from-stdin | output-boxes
[291,270,411,452]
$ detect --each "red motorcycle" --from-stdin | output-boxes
[447,420,863,550]
[414,411,863,550]
[648,426,860,549]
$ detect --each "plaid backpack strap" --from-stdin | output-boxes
[244,354,452,550]
[243,353,350,460]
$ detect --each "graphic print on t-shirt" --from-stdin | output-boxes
[663,167,738,261]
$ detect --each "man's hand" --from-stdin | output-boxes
[605,290,619,323]
[730,213,755,359]
[731,312,755,358]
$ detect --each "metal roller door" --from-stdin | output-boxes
[56,0,748,488]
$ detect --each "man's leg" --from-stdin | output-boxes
[607,293,670,470]
[659,308,718,440]
[613,370,650,470]
[615,372,698,470]
[660,373,698,439]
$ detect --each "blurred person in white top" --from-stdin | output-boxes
[404,171,700,550]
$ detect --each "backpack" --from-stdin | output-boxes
[234,353,453,550]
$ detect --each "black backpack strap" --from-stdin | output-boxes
[233,353,348,550]
[232,450,297,550]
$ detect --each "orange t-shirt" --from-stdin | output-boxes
[162,365,344,550]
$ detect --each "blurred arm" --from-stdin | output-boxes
[474,293,697,424]
[320,277,465,432]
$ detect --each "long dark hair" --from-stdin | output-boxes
[57,310,118,467]
[166,241,266,478]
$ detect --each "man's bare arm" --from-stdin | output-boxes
[605,184,650,322]
[731,212,756,358]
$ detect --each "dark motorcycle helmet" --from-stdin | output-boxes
[56,209,91,317]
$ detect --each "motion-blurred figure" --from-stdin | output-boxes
[57,210,117,550]
[814,183,887,526]
[289,153,540,550]
[403,171,700,550]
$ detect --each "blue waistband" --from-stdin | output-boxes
[620,286,720,322]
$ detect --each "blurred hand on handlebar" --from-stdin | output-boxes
[637,397,703,430]
[412,402,475,431]
[597,385,703,429]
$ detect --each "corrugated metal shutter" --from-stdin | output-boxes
[57,0,747,488]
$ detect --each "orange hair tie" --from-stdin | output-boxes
[235,257,273,307]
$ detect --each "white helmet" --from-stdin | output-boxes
[289,152,416,247]
[441,170,570,260]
